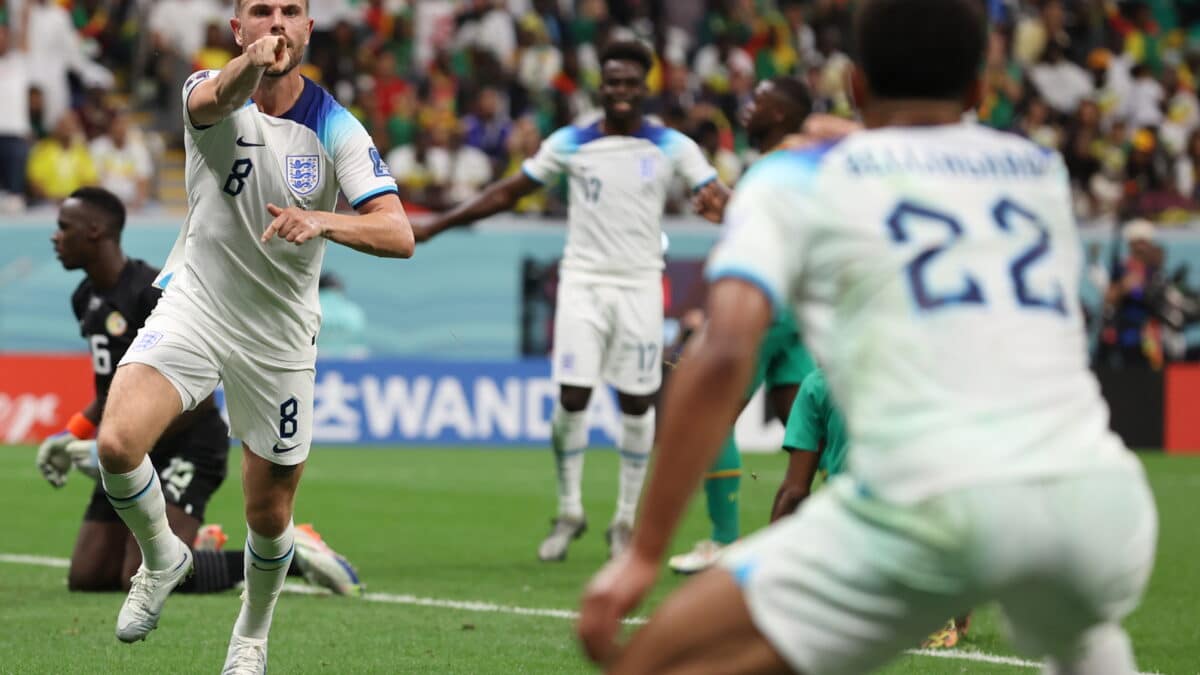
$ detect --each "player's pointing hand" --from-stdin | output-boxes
[263,203,325,246]
[247,35,289,71]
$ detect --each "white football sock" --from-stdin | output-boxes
[101,455,181,570]
[551,402,588,521]
[615,408,655,525]
[234,522,295,640]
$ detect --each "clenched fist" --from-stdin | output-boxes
[246,35,289,72]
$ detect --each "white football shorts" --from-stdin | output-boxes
[119,293,314,465]
[551,278,663,396]
[720,469,1157,675]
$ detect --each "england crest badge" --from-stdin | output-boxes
[286,155,320,195]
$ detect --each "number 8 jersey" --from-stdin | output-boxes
[707,125,1138,504]
[156,70,398,359]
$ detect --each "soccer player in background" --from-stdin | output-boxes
[414,40,726,562]
[578,0,1157,672]
[667,77,818,575]
[37,187,362,599]
[89,1,413,672]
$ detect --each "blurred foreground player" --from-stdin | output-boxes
[415,40,725,562]
[38,187,363,598]
[578,1,1157,673]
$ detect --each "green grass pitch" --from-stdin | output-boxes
[0,446,1195,674]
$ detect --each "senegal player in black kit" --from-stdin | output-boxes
[38,187,361,597]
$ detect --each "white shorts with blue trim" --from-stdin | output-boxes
[719,471,1156,675]
[119,293,314,466]
[551,278,663,396]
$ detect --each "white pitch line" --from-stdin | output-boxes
[2,553,1164,674]
[0,553,70,568]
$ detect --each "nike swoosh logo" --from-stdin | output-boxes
[272,443,299,453]
[236,136,266,147]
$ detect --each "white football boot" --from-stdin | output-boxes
[115,537,193,642]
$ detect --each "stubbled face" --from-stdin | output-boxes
[600,59,647,124]
[52,198,96,270]
[233,1,312,78]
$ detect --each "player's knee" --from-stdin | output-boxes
[559,387,592,413]
[96,426,141,473]
[617,394,655,416]
[245,502,293,538]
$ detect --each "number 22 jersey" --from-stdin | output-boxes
[708,125,1139,503]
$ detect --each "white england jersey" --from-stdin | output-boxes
[155,71,398,359]
[708,125,1138,503]
[522,117,717,286]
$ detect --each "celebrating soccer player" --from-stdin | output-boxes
[414,40,726,563]
[38,187,363,602]
[87,1,412,672]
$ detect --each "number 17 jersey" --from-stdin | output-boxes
[157,71,398,360]
[708,125,1139,504]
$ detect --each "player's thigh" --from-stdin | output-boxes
[552,281,608,389]
[222,351,314,466]
[603,283,663,396]
[991,473,1157,663]
[614,569,792,675]
[106,313,222,453]
[716,478,970,675]
[153,410,230,523]
[69,493,129,591]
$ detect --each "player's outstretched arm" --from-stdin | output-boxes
[770,448,820,522]
[577,277,771,666]
[188,35,289,127]
[413,173,542,243]
[262,192,414,258]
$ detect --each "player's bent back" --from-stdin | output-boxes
[715,124,1142,504]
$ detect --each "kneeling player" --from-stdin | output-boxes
[37,187,361,597]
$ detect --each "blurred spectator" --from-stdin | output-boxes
[26,110,96,203]
[1099,220,1167,368]
[1174,129,1200,201]
[90,110,153,211]
[1014,0,1068,67]
[1019,97,1062,149]
[27,0,101,128]
[428,121,494,206]
[1030,42,1094,115]
[317,272,369,360]
[147,0,222,132]
[193,22,234,72]
[78,85,115,141]
[694,119,743,186]
[463,86,512,169]
[455,0,517,72]
[388,132,440,207]
[1127,63,1165,129]
[499,116,549,214]
[312,19,362,106]
[0,10,31,212]
[516,13,563,94]
[979,31,1024,130]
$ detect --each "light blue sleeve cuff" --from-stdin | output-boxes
[350,185,399,210]
[705,264,785,317]
[520,164,546,185]
[691,174,718,192]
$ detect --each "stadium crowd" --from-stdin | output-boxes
[2,0,1200,224]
